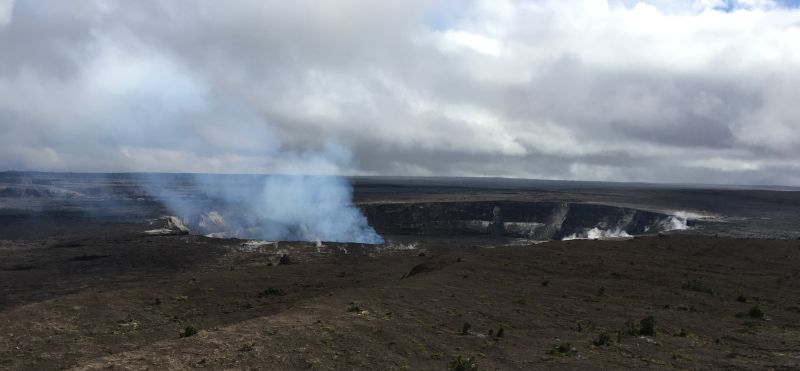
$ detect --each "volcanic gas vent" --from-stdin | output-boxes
[162,206,383,244]
[138,175,384,244]
[361,201,688,240]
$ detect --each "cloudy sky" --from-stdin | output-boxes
[1,0,799,185]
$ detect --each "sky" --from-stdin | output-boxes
[0,0,799,186]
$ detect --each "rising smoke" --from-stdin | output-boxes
[138,172,384,244]
[19,38,385,244]
[561,212,689,240]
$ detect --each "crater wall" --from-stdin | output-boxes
[361,201,686,240]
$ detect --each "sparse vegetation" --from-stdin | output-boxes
[594,330,612,346]
[461,322,471,335]
[748,305,764,319]
[549,342,576,357]
[447,355,478,371]
[626,316,657,336]
[346,303,362,313]
[6,171,800,370]
[239,344,254,352]
[259,287,286,297]
[180,325,198,338]
[736,295,747,303]
[736,305,766,320]
[576,320,595,332]
[639,316,657,336]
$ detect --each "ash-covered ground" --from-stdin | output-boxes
[1,172,799,370]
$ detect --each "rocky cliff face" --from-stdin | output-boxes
[361,201,686,240]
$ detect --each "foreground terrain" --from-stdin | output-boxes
[2,233,799,370]
[2,172,800,369]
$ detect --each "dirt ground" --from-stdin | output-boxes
[2,233,799,370]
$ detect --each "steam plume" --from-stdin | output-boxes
[139,173,383,244]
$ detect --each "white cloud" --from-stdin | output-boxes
[438,30,505,56]
[0,0,14,26]
[1,0,799,185]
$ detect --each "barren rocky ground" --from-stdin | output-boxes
[2,234,800,370]
[1,173,799,370]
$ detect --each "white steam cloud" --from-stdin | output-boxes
[140,173,383,244]
[0,29,383,244]
[562,210,690,240]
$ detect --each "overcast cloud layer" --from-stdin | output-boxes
[1,0,799,185]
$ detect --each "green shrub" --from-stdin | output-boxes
[748,306,764,319]
[593,330,612,346]
[626,316,657,336]
[180,325,198,338]
[639,316,656,336]
[548,342,576,357]
[239,344,254,352]
[447,356,478,371]
[461,322,471,335]
[259,287,287,297]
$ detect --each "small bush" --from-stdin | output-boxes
[259,287,286,297]
[495,327,504,338]
[576,320,595,332]
[748,306,764,319]
[346,303,362,313]
[626,316,657,336]
[239,344,254,352]
[461,322,471,335]
[639,316,656,336]
[447,356,478,371]
[736,295,747,303]
[548,342,576,357]
[593,330,612,346]
[180,325,198,338]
